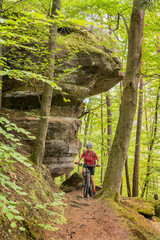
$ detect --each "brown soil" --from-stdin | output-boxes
[44,190,129,240]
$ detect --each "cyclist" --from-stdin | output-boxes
[75,142,100,196]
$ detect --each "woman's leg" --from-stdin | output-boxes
[82,167,86,176]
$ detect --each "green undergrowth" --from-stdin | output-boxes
[0,160,66,240]
[0,116,66,240]
[102,197,160,240]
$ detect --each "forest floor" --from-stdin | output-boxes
[43,189,160,240]
[44,190,129,240]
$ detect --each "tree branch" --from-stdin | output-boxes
[39,0,48,14]
[119,13,129,35]
[141,73,160,78]
[110,12,129,36]
[112,13,120,32]
[83,102,110,116]
[3,0,26,13]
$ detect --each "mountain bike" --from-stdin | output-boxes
[76,163,97,198]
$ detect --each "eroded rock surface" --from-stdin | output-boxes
[13,116,81,177]
[2,28,122,177]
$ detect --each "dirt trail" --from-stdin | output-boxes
[50,190,129,240]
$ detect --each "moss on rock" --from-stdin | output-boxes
[155,203,160,217]
[150,200,160,217]
[122,197,155,217]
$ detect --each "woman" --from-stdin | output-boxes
[75,142,100,196]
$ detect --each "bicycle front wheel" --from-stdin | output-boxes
[85,173,91,197]
[83,174,90,198]
[83,185,87,198]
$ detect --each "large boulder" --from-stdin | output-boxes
[2,47,122,112]
[60,172,83,192]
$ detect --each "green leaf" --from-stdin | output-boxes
[0,18,6,23]
[19,227,26,231]
[14,216,24,221]
[34,204,45,209]
[0,202,4,207]
[38,223,59,231]
[16,190,27,196]
[6,212,14,221]
[9,201,17,205]
[2,206,9,214]
[11,222,17,228]
[0,193,7,201]
[9,208,20,214]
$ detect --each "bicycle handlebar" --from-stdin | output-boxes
[74,163,100,167]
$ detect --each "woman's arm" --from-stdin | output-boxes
[75,152,84,164]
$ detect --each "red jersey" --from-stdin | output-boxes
[80,150,98,166]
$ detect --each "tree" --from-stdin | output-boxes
[141,80,160,198]
[125,156,131,197]
[106,91,112,156]
[132,78,143,197]
[83,101,91,148]
[101,93,104,183]
[32,0,61,167]
[102,0,145,201]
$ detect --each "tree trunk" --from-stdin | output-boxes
[125,156,131,197]
[144,91,149,144]
[83,104,91,148]
[32,0,61,167]
[132,78,143,197]
[141,81,160,198]
[106,91,112,156]
[0,0,3,110]
[102,0,145,201]
[101,93,104,183]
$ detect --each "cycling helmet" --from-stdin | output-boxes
[86,142,93,148]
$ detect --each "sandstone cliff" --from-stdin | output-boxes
[2,27,122,177]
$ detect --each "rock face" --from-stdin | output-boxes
[12,116,82,177]
[2,28,122,178]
